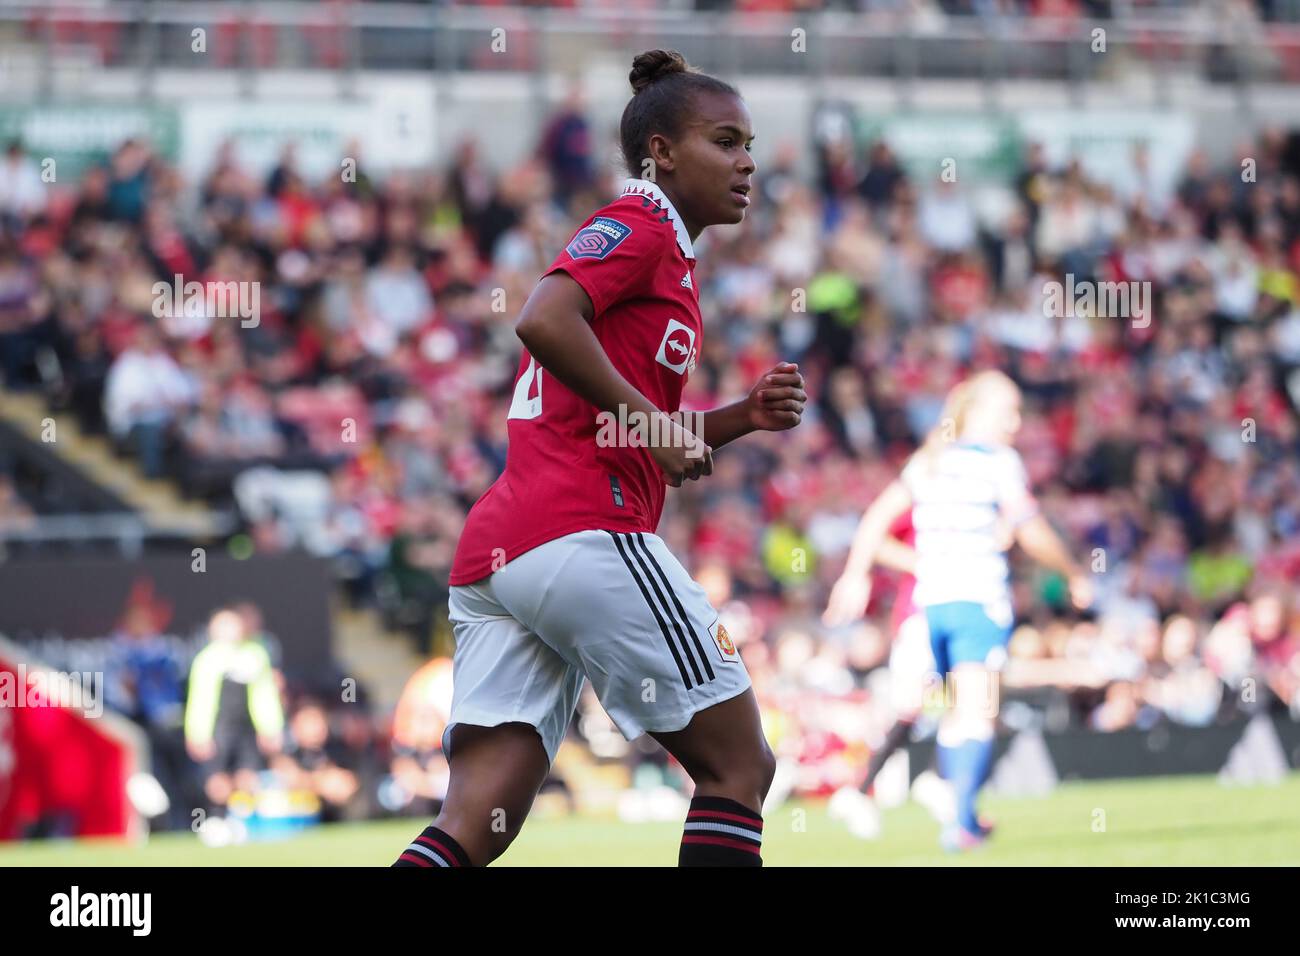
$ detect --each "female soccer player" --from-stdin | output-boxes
[393,50,805,867]
[825,510,958,838]
[824,370,1090,850]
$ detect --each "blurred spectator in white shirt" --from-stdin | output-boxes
[104,324,197,477]
[365,245,432,341]
[0,140,47,223]
[917,180,977,253]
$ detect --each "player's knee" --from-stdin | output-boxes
[953,688,998,727]
[950,667,998,719]
[966,713,996,739]
[736,743,777,807]
[756,740,777,801]
[693,737,775,805]
[941,706,993,743]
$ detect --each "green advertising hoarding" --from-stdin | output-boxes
[857,110,1195,199]
[859,112,1023,184]
[0,105,180,179]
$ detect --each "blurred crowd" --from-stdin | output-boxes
[11,0,1297,95]
[2,92,1300,818]
[11,0,1286,21]
[38,586,457,835]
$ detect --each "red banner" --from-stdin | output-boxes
[0,640,142,841]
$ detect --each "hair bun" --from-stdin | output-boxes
[629,49,689,95]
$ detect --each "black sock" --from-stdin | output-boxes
[679,795,763,867]
[859,717,915,794]
[393,824,473,867]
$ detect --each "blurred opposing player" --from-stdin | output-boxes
[393,50,806,868]
[824,370,1090,850]
[824,511,955,838]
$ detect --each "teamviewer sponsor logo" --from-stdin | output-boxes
[50,886,151,936]
[656,318,696,375]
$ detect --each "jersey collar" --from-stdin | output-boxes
[619,178,695,260]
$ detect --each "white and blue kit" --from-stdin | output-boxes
[900,441,1038,674]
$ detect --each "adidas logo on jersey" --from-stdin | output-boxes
[680,271,692,289]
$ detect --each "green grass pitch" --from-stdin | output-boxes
[4,774,1298,866]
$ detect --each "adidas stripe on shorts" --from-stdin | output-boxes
[444,529,752,764]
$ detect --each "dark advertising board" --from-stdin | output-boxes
[0,552,334,682]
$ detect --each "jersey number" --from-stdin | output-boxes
[507,355,543,420]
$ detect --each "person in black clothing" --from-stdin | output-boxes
[859,140,905,214]
[272,699,365,823]
[1015,140,1051,236]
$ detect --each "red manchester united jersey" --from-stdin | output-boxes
[449,178,703,586]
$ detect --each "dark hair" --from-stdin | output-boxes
[619,50,739,177]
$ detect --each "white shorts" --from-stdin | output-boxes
[445,529,752,764]
[888,612,937,716]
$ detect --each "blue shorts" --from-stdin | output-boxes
[924,601,1013,675]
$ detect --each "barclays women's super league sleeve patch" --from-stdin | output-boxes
[565,216,632,261]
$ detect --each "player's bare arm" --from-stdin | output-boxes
[515,271,713,487]
[823,478,914,627]
[697,361,806,450]
[1014,512,1092,609]
[875,536,919,576]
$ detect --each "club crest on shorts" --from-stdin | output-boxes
[656,317,696,375]
[566,216,631,261]
[710,618,738,661]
